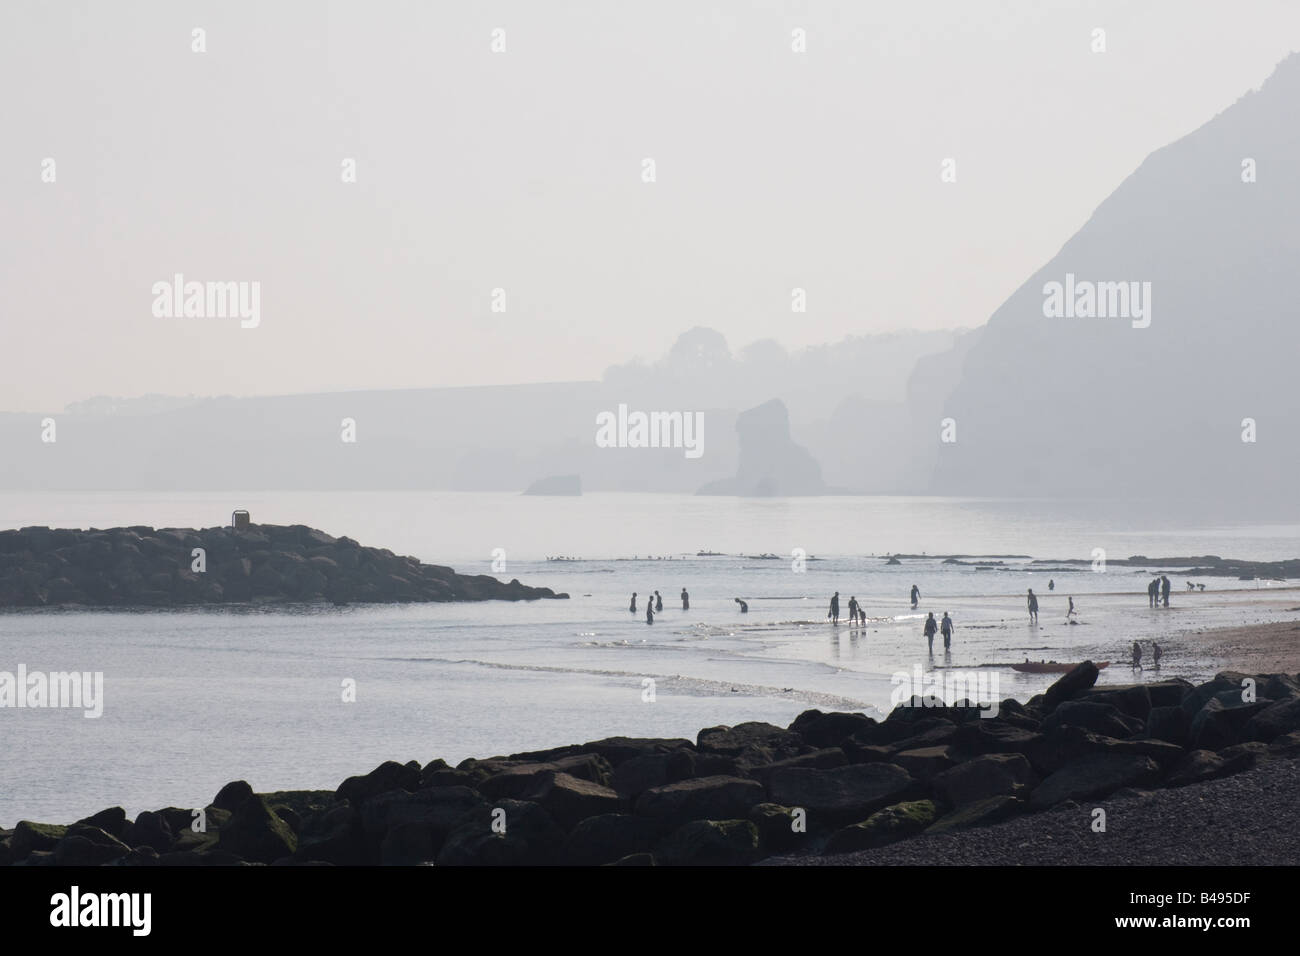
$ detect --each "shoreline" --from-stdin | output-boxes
[1170,619,1300,675]
[5,651,1299,866]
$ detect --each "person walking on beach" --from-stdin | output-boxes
[735,597,748,613]
[940,612,954,649]
[1048,579,1055,591]
[828,591,840,625]
[910,584,920,609]
[1027,588,1039,624]
[655,590,663,612]
[1067,596,1077,621]
[1161,575,1171,608]
[923,612,938,653]
[1131,640,1143,670]
[646,603,654,625]
[681,588,689,610]
[1152,641,1162,669]
[1148,578,1158,608]
[629,592,637,613]
[847,596,860,625]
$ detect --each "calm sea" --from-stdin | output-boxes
[2,491,1298,825]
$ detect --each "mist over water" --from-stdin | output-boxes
[3,491,1297,825]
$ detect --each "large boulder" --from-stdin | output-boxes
[747,803,806,854]
[563,814,672,866]
[1189,695,1276,750]
[217,795,298,863]
[1078,684,1153,721]
[123,811,174,853]
[1043,661,1100,709]
[881,722,959,754]
[767,763,915,825]
[1027,725,1182,776]
[634,776,765,825]
[480,754,614,800]
[697,722,806,768]
[1261,674,1300,700]
[359,785,486,852]
[75,807,129,840]
[787,710,878,747]
[211,780,255,812]
[436,799,566,866]
[891,746,958,781]
[336,760,421,806]
[1042,700,1142,739]
[1145,705,1190,746]
[580,737,695,767]
[931,753,1036,807]
[10,821,68,860]
[294,804,367,865]
[884,699,984,727]
[748,748,847,786]
[656,820,760,866]
[610,751,696,798]
[1180,673,1253,718]
[1244,697,1300,742]
[1029,754,1160,809]
[823,800,938,855]
[53,827,131,866]
[1164,749,1256,787]
[520,772,623,830]
[926,795,1025,834]
[950,721,1044,757]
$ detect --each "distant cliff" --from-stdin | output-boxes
[0,525,567,607]
[926,53,1300,501]
[697,399,829,496]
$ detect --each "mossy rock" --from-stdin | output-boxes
[824,800,938,855]
[747,802,806,853]
[11,821,68,860]
[217,795,298,863]
[657,819,759,866]
[926,795,1024,835]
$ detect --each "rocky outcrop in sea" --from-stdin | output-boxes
[0,524,567,607]
[697,398,830,496]
[4,662,1298,865]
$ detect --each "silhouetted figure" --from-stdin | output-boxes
[848,596,859,625]
[1067,596,1077,620]
[629,592,637,613]
[735,598,748,613]
[1152,641,1162,668]
[828,591,840,625]
[910,584,920,609]
[1147,578,1157,608]
[655,591,663,612]
[646,604,654,625]
[1187,581,1195,591]
[1048,579,1055,591]
[1131,640,1143,670]
[1027,588,1038,624]
[1197,583,1206,592]
[940,612,953,649]
[681,588,689,610]
[923,612,938,653]
[1161,575,1171,607]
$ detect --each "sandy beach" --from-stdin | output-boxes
[1172,617,1300,675]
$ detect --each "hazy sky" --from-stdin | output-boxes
[3,0,1299,412]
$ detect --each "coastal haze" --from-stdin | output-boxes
[3,491,1300,824]
[3,0,1300,877]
